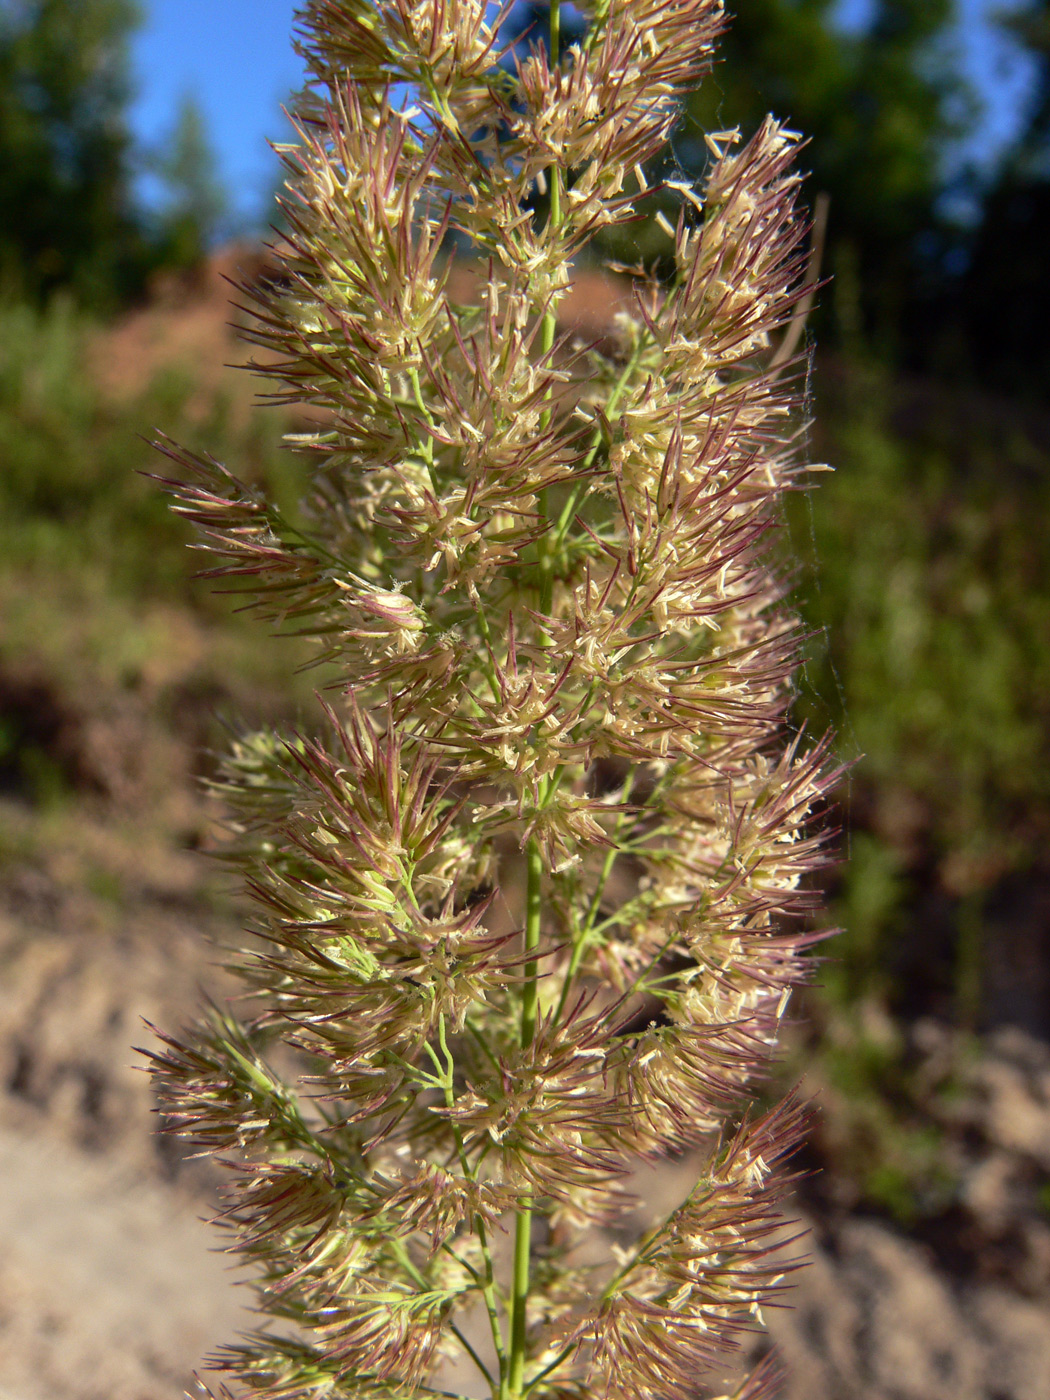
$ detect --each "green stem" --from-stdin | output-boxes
[536,0,564,628]
[524,1342,576,1395]
[537,169,562,622]
[436,1016,507,1392]
[508,839,544,1397]
[391,1234,495,1394]
[508,1208,532,1398]
[473,597,506,704]
[594,1184,688,1310]
[409,367,441,495]
[475,1216,507,1394]
[553,332,649,544]
[512,9,560,1393]
[452,1325,495,1392]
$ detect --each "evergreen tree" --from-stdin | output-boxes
[152,93,229,272]
[607,0,969,351]
[0,0,148,308]
[955,1,1050,396]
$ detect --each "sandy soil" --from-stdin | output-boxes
[0,1122,246,1400]
[0,806,248,1400]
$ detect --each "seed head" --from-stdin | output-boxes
[147,2,835,1397]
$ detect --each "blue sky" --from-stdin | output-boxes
[130,0,304,228]
[129,1,1039,232]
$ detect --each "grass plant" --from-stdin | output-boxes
[145,3,836,1397]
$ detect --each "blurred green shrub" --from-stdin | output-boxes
[791,358,1050,1015]
[0,296,299,603]
[761,355,1050,1218]
[0,295,317,813]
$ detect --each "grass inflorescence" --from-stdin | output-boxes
[145,3,836,1397]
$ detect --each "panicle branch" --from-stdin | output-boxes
[147,2,834,1397]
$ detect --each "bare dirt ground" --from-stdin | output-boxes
[0,799,248,1400]
[0,1123,244,1400]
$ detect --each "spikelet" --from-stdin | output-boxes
[145,2,835,1397]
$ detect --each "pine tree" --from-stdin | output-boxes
[618,0,969,349]
[0,0,147,307]
[956,1,1050,395]
[152,93,229,272]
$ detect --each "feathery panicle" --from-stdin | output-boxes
[145,2,834,1397]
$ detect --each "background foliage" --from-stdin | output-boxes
[1,0,1048,1234]
[0,0,228,307]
